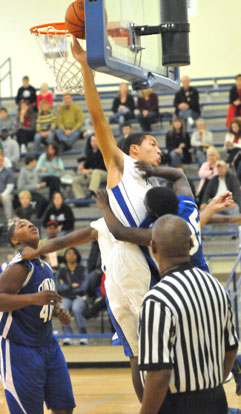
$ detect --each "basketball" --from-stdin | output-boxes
[65,0,85,39]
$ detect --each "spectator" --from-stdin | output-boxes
[0,143,13,169]
[56,93,84,150]
[109,83,135,133]
[16,100,36,154]
[35,142,64,198]
[43,191,75,234]
[0,128,20,170]
[86,240,102,300]
[36,82,53,109]
[174,75,201,127]
[0,154,14,221]
[17,155,48,218]
[0,108,16,136]
[191,118,213,166]
[15,190,36,221]
[201,160,241,235]
[224,118,241,166]
[38,220,65,267]
[34,100,56,150]
[72,135,107,199]
[166,117,191,168]
[15,76,37,108]
[117,122,132,151]
[226,74,241,127]
[197,146,220,205]
[56,247,88,345]
[137,88,159,131]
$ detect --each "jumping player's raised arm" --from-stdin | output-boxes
[135,161,193,198]
[71,37,123,187]
[22,227,98,261]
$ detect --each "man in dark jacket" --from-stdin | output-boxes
[174,75,200,127]
[201,160,241,234]
[72,134,107,198]
[226,74,241,127]
[15,76,37,109]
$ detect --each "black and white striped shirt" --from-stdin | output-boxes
[138,263,238,393]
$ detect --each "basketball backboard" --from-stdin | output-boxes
[85,0,190,91]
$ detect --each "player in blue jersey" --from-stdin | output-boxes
[0,219,75,414]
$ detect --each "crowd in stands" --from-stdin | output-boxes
[0,72,241,341]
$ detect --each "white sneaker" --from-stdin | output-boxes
[63,338,73,346]
[187,117,195,129]
[79,338,88,345]
[20,144,27,154]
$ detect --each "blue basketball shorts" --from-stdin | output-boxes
[0,335,75,414]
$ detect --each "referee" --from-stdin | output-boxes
[138,214,239,414]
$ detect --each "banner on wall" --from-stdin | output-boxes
[187,0,198,17]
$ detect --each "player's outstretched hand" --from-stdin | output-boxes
[135,161,156,178]
[94,190,110,210]
[33,290,63,306]
[22,246,39,261]
[209,191,233,213]
[70,36,87,65]
[56,307,71,326]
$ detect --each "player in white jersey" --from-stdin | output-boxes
[71,38,161,401]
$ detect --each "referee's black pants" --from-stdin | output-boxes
[158,385,228,414]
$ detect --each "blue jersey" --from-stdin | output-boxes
[0,252,55,347]
[177,195,208,271]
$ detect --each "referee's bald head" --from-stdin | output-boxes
[152,214,192,261]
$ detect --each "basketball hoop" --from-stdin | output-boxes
[30,23,84,94]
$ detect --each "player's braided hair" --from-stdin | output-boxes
[8,221,18,248]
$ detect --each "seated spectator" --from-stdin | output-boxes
[174,75,200,127]
[15,190,36,221]
[0,108,16,137]
[137,88,159,131]
[224,118,241,166]
[34,100,56,150]
[0,154,14,222]
[55,247,88,345]
[17,155,48,218]
[226,74,241,127]
[201,160,241,236]
[191,118,213,166]
[55,93,84,150]
[197,146,220,206]
[35,142,64,199]
[166,117,191,168]
[36,83,53,109]
[43,191,74,234]
[72,135,107,199]
[15,76,37,109]
[0,128,20,170]
[109,83,135,133]
[16,100,36,154]
[38,220,65,268]
[117,122,132,151]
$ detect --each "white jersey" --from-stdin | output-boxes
[107,154,156,227]
[90,218,115,274]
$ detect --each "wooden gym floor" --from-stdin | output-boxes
[0,346,240,413]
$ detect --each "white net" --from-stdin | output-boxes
[30,23,84,94]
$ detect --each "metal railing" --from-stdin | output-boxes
[0,58,13,98]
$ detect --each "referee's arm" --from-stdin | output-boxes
[223,294,239,382]
[138,299,176,414]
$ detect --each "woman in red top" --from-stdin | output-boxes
[137,88,159,131]
[226,74,241,127]
[16,100,36,154]
[37,83,54,109]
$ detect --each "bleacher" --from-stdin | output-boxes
[0,75,240,338]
